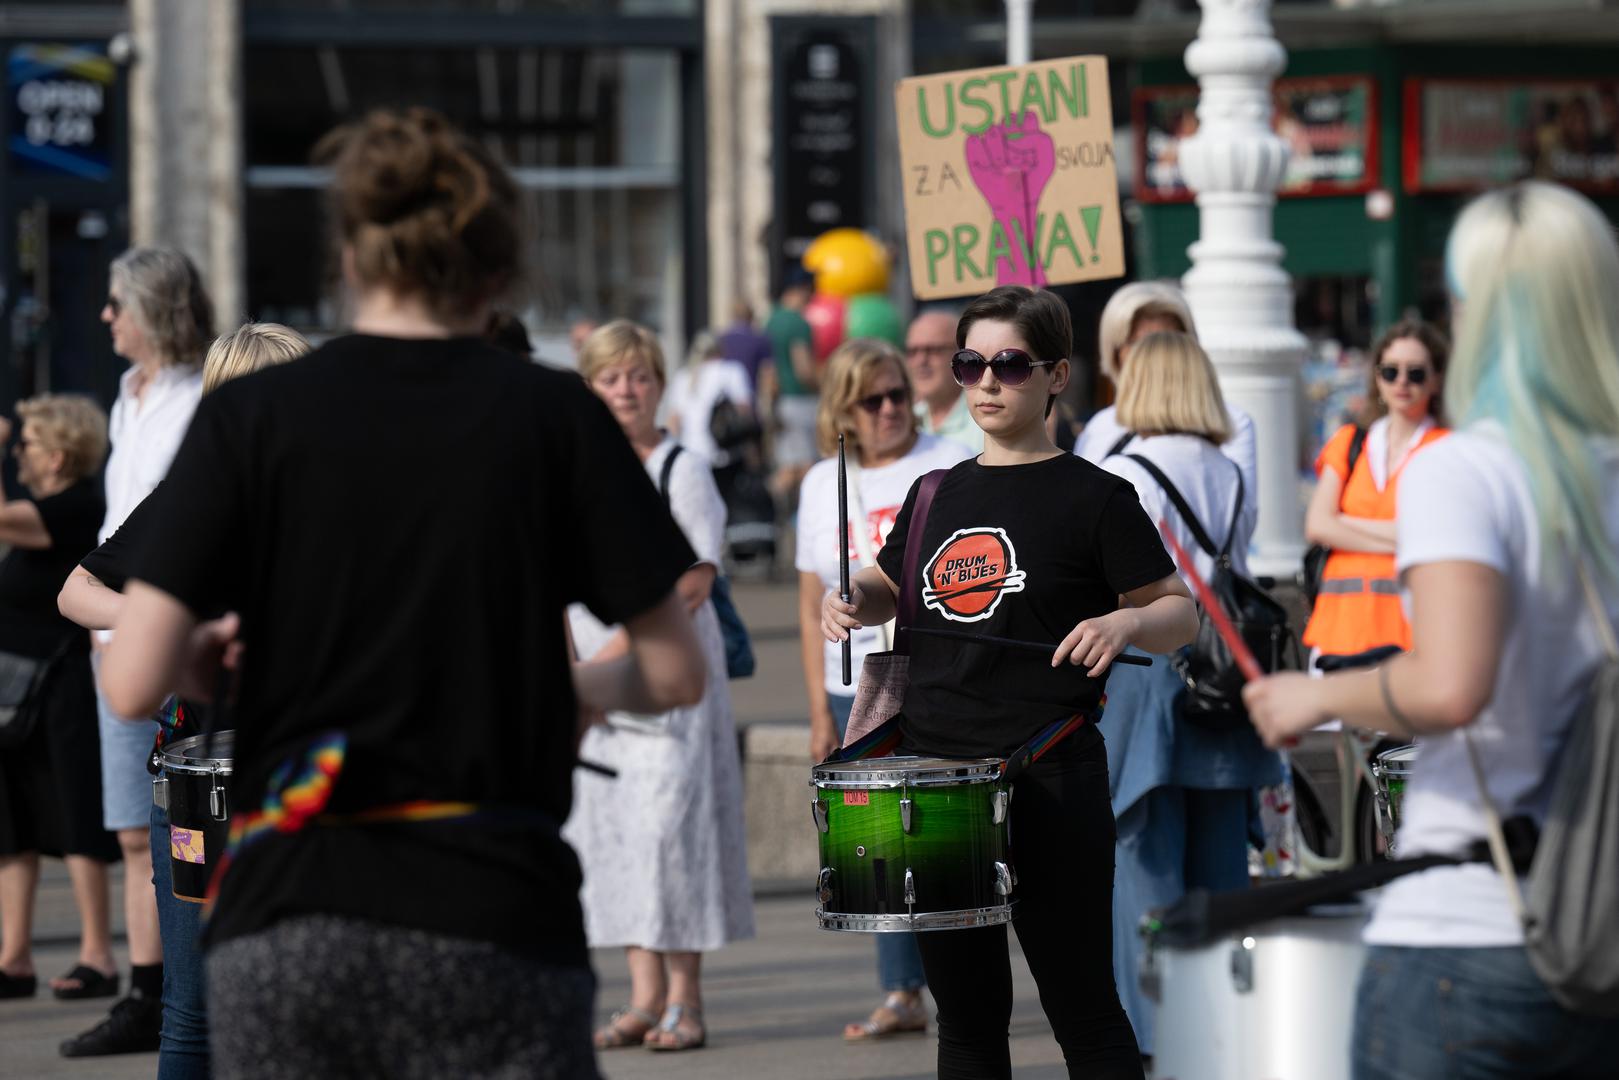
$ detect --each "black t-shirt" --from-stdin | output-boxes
[0,479,104,658]
[877,453,1174,760]
[132,334,695,963]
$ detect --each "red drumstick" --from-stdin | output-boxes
[1156,519,1262,683]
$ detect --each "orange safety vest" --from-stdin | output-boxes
[1302,422,1449,655]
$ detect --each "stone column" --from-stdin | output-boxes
[129,0,243,329]
[1177,0,1307,578]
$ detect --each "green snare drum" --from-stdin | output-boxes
[811,756,1014,932]
[1370,743,1418,855]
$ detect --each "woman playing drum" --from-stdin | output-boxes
[1245,181,1619,1078]
[823,285,1197,1079]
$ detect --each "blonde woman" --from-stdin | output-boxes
[0,397,114,1005]
[1074,282,1257,507]
[1095,331,1280,1057]
[57,322,308,1077]
[1248,182,1619,1078]
[566,320,754,1054]
[795,338,970,1041]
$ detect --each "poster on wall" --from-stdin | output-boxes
[894,55,1125,301]
[7,43,114,182]
[1135,76,1378,203]
[771,18,876,295]
[1404,78,1619,193]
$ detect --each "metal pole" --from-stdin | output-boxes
[1004,0,1031,66]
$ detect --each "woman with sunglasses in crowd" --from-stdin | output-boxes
[823,286,1197,1079]
[1302,319,1449,668]
[797,337,970,1042]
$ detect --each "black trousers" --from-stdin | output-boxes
[914,741,1144,1080]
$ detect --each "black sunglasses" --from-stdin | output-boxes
[1378,364,1430,386]
[951,348,1055,388]
[855,387,909,414]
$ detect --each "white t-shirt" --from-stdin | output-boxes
[1075,403,1258,532]
[1099,432,1254,586]
[1363,414,1437,492]
[666,360,753,466]
[795,434,975,697]
[1364,426,1619,948]
[102,363,204,542]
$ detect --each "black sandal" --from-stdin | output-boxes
[51,965,118,1001]
[0,970,37,1000]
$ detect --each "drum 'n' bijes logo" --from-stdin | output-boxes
[922,527,1026,622]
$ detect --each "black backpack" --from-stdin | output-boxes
[1124,453,1291,732]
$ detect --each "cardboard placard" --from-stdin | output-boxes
[895,56,1125,300]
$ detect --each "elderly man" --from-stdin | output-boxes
[904,306,983,453]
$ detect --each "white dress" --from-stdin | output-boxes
[563,437,756,952]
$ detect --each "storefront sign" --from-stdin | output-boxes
[7,43,114,181]
[772,19,875,292]
[895,56,1124,300]
[1135,76,1378,203]
[1404,78,1619,193]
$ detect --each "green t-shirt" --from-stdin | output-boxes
[765,306,813,397]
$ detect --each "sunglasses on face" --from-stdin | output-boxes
[1378,364,1430,387]
[855,387,909,414]
[951,348,1055,388]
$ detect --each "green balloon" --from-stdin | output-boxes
[844,293,904,347]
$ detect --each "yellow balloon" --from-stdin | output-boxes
[803,229,889,298]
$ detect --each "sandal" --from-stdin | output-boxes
[0,970,37,1000]
[593,1006,657,1050]
[844,992,927,1042]
[645,1002,706,1052]
[51,965,119,1001]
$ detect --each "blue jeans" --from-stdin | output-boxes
[1354,945,1619,1079]
[827,692,926,993]
[151,803,212,1080]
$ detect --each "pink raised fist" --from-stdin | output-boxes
[964,111,1057,287]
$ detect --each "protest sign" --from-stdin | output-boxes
[895,56,1124,300]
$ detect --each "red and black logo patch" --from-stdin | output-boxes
[921,527,1026,623]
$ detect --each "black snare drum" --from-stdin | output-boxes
[153,731,234,903]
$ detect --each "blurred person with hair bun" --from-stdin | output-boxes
[99,108,705,1079]
[58,321,308,1078]
[0,395,116,1010]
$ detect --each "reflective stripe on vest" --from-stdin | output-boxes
[1319,576,1399,596]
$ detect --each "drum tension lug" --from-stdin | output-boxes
[817,867,834,905]
[992,789,1009,825]
[994,861,1014,898]
[811,797,829,834]
[900,796,913,833]
[1229,936,1256,995]
[210,776,229,822]
[903,868,916,914]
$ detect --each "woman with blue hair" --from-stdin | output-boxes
[1245,180,1619,1077]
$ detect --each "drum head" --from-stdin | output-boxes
[158,730,235,775]
[1376,743,1418,777]
[812,755,1004,789]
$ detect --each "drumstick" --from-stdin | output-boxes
[838,434,853,686]
[909,626,1151,665]
[1156,519,1262,682]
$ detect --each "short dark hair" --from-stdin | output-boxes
[957,286,1072,417]
[956,286,1071,365]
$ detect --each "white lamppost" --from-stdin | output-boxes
[1004,0,1031,65]
[1178,0,1308,578]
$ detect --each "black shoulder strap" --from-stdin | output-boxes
[1124,453,1221,559]
[657,443,683,505]
[1106,431,1135,458]
[1339,425,1368,511]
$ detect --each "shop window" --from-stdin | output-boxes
[243,45,683,361]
